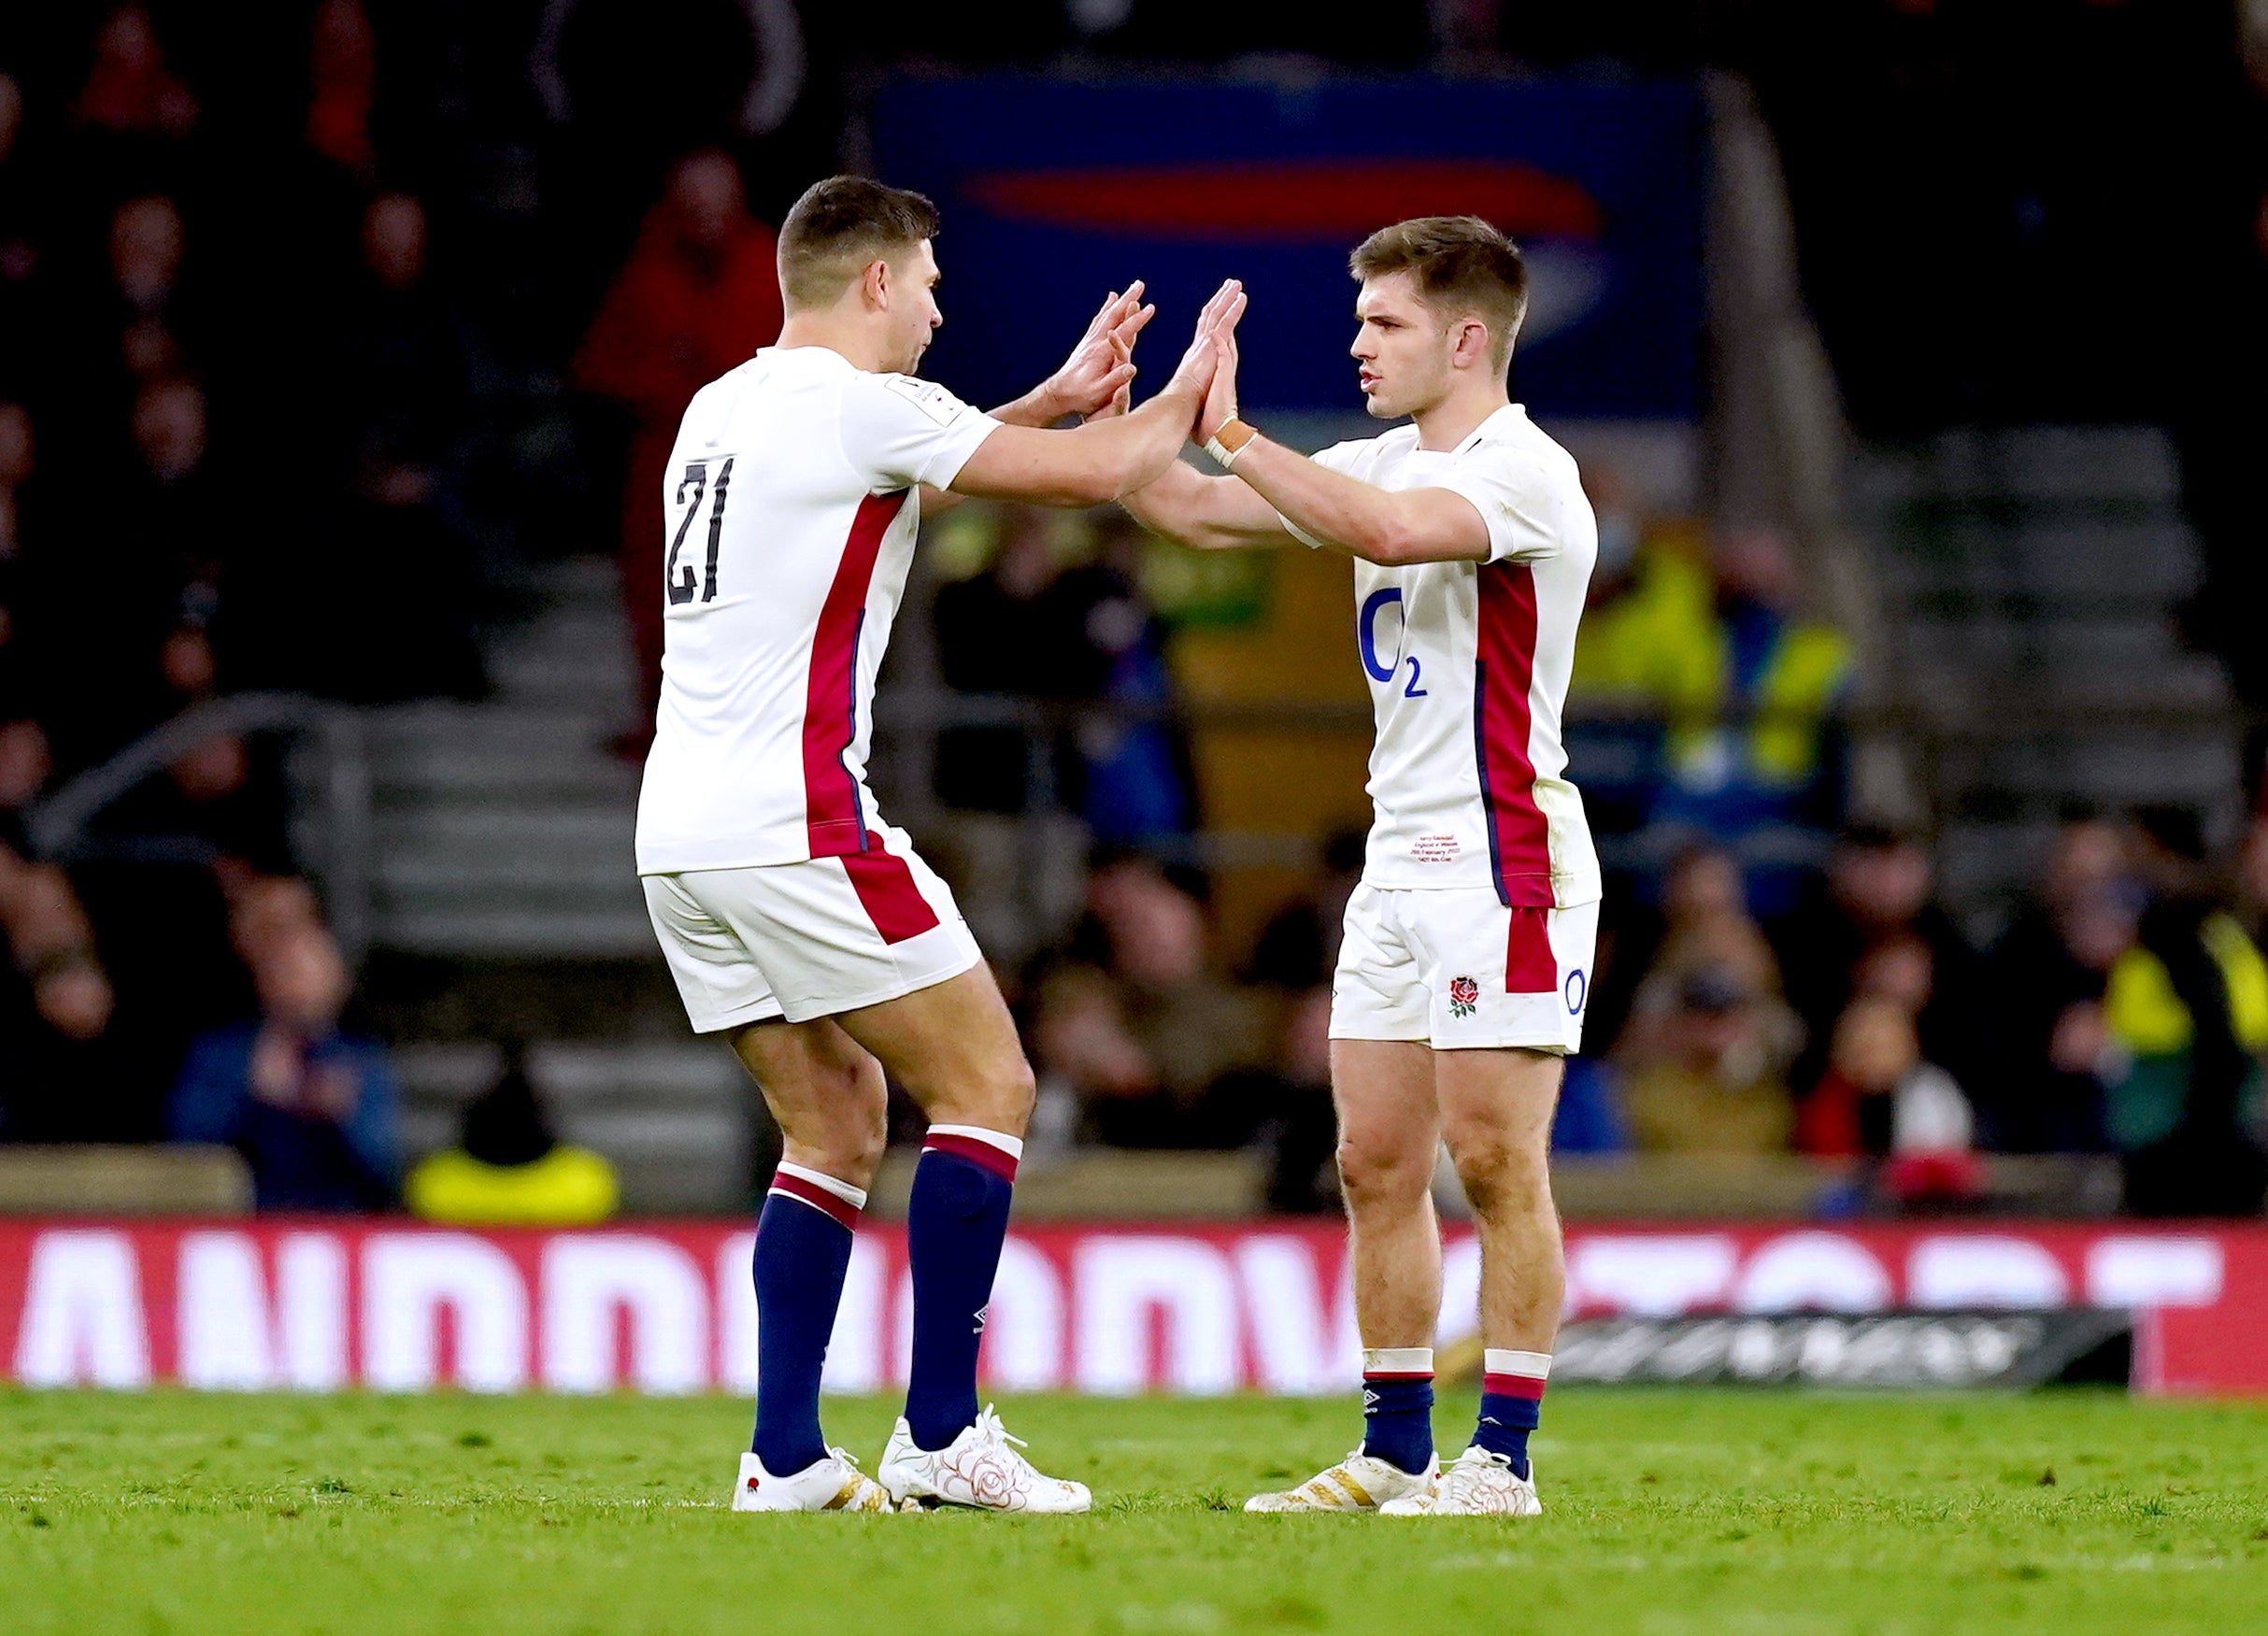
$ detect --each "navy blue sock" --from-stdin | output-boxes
[749,1163,864,1474]
[903,1126,1020,1452]
[1476,1351,1548,1479]
[1359,1348,1435,1475]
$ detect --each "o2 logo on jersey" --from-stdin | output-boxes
[1564,968,1588,1016]
[667,455,736,605]
[1358,587,1426,698]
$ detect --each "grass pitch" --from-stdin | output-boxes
[5,1387,2266,1634]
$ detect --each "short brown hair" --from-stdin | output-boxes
[1349,216,1529,369]
[777,176,942,311]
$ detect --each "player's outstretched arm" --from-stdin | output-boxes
[947,282,1242,509]
[1205,429,1491,565]
[920,286,1155,517]
[1122,289,1299,551]
[1191,338,1490,565]
[1120,461,1299,551]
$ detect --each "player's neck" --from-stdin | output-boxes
[776,312,892,375]
[1410,380,1510,452]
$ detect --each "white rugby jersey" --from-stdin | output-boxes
[1285,405,1602,907]
[635,347,998,875]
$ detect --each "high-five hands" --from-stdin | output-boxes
[1045,282,1156,420]
[1058,277,1245,430]
[1191,280,1245,446]
[1162,279,1243,410]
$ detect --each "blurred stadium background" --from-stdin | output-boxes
[3,1,2268,1398]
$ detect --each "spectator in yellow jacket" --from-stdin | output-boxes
[406,1043,619,1226]
[1660,526,1853,832]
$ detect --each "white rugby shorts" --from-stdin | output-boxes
[1330,881,1598,1053]
[641,826,982,1031]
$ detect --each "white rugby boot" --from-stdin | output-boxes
[730,1448,900,1514]
[877,1405,1091,1514]
[1243,1448,1437,1514]
[1378,1445,1541,1517]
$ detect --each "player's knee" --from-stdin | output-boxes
[803,1059,888,1180]
[949,1053,1035,1135]
[1448,1128,1550,1219]
[1334,1131,1433,1214]
[793,1113,886,1187]
[826,1103,890,1179]
[990,1056,1038,1129]
[846,1099,890,1175]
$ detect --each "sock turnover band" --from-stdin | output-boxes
[922,1123,1021,1181]
[1481,1347,1550,1401]
[766,1161,866,1231]
[1362,1346,1434,1377]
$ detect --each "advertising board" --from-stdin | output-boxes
[5,1221,2261,1396]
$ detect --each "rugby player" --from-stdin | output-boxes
[635,175,1240,1514]
[1123,216,1598,1517]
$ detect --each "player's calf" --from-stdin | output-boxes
[1439,1057,1562,1483]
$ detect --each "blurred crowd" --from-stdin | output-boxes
[992,804,2268,1220]
[0,7,476,1173]
[0,6,718,1219]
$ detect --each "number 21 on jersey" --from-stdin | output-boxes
[667,456,735,605]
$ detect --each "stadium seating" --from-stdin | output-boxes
[1856,425,2245,921]
[392,1040,751,1214]
[366,559,649,958]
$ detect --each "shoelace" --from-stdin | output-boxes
[828,1447,888,1496]
[1440,1451,1512,1501]
[971,1406,1029,1452]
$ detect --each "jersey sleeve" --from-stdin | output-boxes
[1434,446,1570,563]
[837,372,1001,492]
[1277,439,1370,551]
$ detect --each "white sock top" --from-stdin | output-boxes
[1362,1347,1434,1374]
[927,1123,1024,1160]
[773,1160,868,1209]
[1483,1348,1551,1379]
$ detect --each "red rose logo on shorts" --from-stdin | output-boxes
[1448,975,1479,1019]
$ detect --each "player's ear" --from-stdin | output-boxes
[1451,318,1491,370]
[861,258,891,311]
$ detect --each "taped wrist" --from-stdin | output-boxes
[1204,417,1259,469]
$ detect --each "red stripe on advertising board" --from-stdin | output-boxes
[969,162,1605,240]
